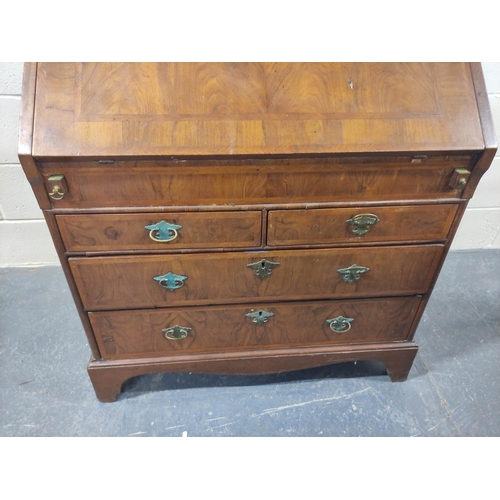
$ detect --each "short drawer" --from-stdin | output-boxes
[267,204,458,246]
[90,296,422,359]
[40,156,471,208]
[70,245,443,311]
[57,211,262,252]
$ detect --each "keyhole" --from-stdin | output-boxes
[258,311,263,317]
[261,261,266,268]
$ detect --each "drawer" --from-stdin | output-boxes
[90,296,422,359]
[70,245,443,311]
[267,204,458,247]
[57,211,262,252]
[40,156,472,208]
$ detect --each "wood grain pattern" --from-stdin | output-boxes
[57,211,262,252]
[40,157,473,208]
[33,63,484,157]
[87,343,419,401]
[90,296,421,359]
[267,204,458,246]
[19,63,497,401]
[70,245,443,311]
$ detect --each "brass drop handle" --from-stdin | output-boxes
[145,221,182,243]
[326,316,354,333]
[163,325,191,340]
[337,264,370,283]
[346,214,380,236]
[47,174,67,201]
[153,272,188,291]
[49,186,65,200]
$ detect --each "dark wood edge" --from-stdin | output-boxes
[73,246,264,257]
[463,63,498,199]
[80,291,433,315]
[64,238,449,258]
[89,342,418,368]
[47,198,465,215]
[261,209,268,247]
[18,62,51,209]
[87,343,419,401]
[33,150,484,162]
[44,211,101,358]
[264,239,449,251]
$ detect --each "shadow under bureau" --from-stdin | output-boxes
[18,63,497,401]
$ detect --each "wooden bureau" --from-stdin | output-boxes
[18,63,496,402]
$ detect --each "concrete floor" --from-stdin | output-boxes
[0,250,499,436]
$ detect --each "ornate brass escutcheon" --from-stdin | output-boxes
[245,309,275,325]
[326,316,354,333]
[153,272,188,291]
[162,325,192,340]
[337,264,370,283]
[145,221,183,243]
[247,259,280,280]
[346,214,380,236]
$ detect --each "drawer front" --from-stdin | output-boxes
[70,245,443,311]
[90,296,422,359]
[57,211,262,252]
[41,158,470,208]
[268,204,458,246]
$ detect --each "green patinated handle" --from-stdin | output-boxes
[337,264,370,283]
[163,325,192,340]
[346,214,380,236]
[153,272,188,291]
[145,220,183,242]
[326,316,354,333]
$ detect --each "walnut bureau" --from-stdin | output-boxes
[19,63,497,402]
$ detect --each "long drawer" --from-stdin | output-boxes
[57,211,262,252]
[70,245,443,311]
[41,157,471,208]
[267,204,458,246]
[89,296,422,359]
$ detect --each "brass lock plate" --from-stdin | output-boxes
[247,259,280,280]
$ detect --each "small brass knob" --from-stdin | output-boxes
[448,168,470,190]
